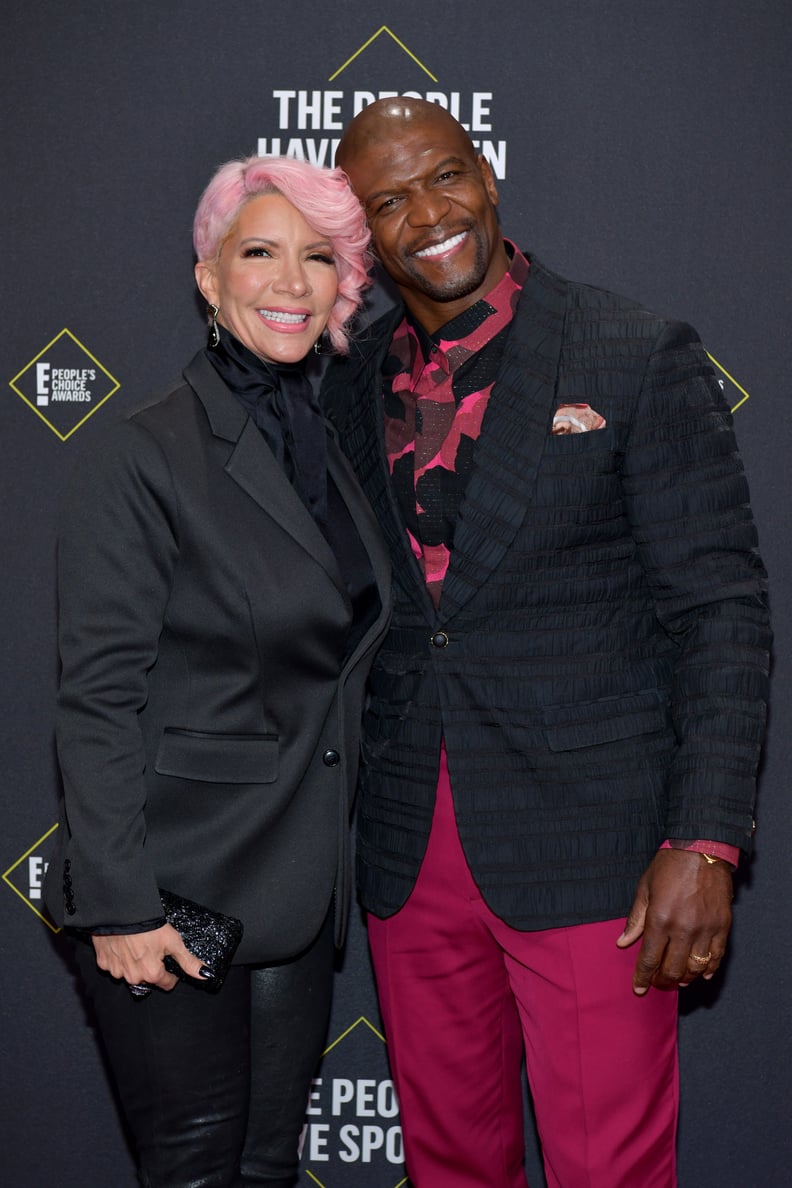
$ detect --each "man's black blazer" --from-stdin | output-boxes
[321,253,771,930]
[45,351,391,963]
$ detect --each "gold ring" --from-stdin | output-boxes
[689,952,712,965]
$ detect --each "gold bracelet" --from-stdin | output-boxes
[700,852,721,865]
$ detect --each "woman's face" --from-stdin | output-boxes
[195,193,339,365]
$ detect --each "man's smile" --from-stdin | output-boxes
[413,230,469,259]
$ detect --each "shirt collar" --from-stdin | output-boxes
[404,240,529,379]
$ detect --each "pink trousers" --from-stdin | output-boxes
[367,750,679,1187]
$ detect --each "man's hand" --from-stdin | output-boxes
[92,923,208,992]
[616,848,733,995]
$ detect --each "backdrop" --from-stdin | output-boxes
[2,3,789,1185]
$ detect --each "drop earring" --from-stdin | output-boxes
[207,303,220,348]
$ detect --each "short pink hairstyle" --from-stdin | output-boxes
[193,155,371,353]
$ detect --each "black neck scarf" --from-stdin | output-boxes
[205,325,328,529]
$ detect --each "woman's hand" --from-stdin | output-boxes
[92,923,209,992]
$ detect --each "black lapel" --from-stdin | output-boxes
[439,257,569,620]
[326,432,393,653]
[325,314,437,621]
[183,352,346,593]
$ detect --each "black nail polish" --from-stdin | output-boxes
[198,965,215,980]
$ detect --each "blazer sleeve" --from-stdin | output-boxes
[55,418,179,926]
[621,320,771,851]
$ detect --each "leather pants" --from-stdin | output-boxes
[73,909,334,1187]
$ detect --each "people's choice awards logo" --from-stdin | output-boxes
[9,329,120,440]
[3,823,60,932]
[258,25,507,180]
[301,1016,406,1187]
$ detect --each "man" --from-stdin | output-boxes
[321,98,770,1187]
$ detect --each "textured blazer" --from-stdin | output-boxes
[45,350,391,963]
[321,254,771,930]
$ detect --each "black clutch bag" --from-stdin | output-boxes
[127,888,244,999]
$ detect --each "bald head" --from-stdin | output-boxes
[336,97,477,173]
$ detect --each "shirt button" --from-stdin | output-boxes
[430,630,450,649]
[322,749,340,767]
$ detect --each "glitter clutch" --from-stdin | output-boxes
[127,889,243,998]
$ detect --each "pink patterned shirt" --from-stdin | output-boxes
[383,242,528,608]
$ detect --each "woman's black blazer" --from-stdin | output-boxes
[45,351,391,963]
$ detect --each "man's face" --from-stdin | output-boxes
[341,112,508,332]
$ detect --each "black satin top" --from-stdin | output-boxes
[205,327,379,659]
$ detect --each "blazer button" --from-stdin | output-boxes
[323,749,340,767]
[430,630,449,648]
[65,903,77,916]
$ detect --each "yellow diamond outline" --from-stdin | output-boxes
[9,327,121,442]
[304,1015,408,1188]
[706,351,751,414]
[2,822,61,933]
[322,1014,386,1055]
[329,25,438,83]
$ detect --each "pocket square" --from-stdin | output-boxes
[551,403,606,434]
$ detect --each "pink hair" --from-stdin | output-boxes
[193,156,371,353]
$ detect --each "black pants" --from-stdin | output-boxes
[74,912,334,1187]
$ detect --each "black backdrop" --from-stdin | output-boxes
[3,3,790,1185]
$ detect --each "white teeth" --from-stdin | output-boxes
[259,310,307,323]
[414,232,467,258]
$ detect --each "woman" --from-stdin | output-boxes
[44,156,390,1187]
